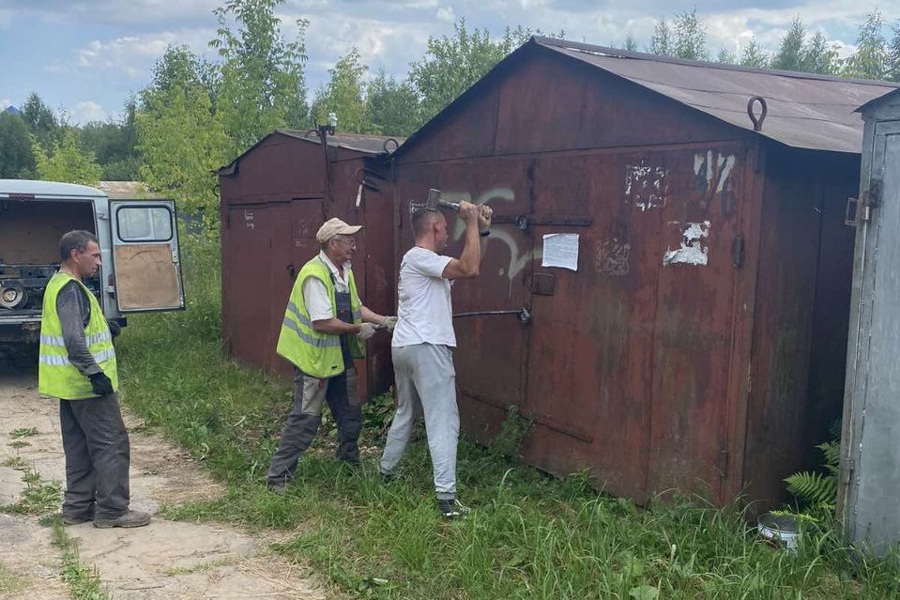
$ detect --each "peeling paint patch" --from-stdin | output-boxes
[694,151,737,216]
[625,163,668,211]
[663,221,710,266]
[594,237,630,276]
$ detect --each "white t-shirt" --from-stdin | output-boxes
[302,251,356,322]
[392,246,455,348]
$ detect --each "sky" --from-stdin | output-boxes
[0,0,895,125]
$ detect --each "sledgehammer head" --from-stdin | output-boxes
[424,188,460,212]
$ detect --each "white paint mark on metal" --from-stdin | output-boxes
[243,210,255,230]
[716,155,736,193]
[663,221,711,266]
[625,164,668,211]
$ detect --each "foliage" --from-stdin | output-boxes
[648,9,709,61]
[802,32,841,75]
[136,46,228,221]
[21,92,60,151]
[79,100,141,180]
[0,468,62,515]
[888,22,900,82]
[740,38,770,69]
[843,11,888,80]
[772,17,806,72]
[32,127,103,186]
[488,405,533,460]
[407,20,534,127]
[310,48,373,134]
[0,112,36,178]
[211,0,309,157]
[50,519,111,600]
[784,438,840,523]
[368,69,421,137]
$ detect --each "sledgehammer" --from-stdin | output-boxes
[424,188,460,212]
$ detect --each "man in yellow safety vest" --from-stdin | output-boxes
[266,218,395,490]
[39,230,150,528]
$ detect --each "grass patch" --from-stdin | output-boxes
[114,232,900,599]
[9,427,39,439]
[1,455,27,470]
[8,440,30,449]
[0,563,26,595]
[50,518,110,600]
[0,468,62,516]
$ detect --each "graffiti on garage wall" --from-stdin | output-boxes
[663,221,711,266]
[694,151,737,216]
[625,162,669,211]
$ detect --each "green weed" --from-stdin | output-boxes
[1,455,27,470]
[0,468,62,515]
[7,440,30,449]
[9,427,39,438]
[50,519,110,600]
[0,563,25,595]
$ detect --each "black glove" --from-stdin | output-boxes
[106,319,122,339]
[89,372,114,397]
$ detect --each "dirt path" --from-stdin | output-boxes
[0,363,328,599]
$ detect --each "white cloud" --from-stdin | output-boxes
[0,97,12,110]
[70,100,108,124]
[437,5,455,23]
[1,0,220,26]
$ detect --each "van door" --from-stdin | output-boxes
[109,200,185,312]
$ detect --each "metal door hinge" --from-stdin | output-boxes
[846,179,882,227]
[731,236,744,268]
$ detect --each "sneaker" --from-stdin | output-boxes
[379,470,396,484]
[93,510,151,529]
[437,498,471,519]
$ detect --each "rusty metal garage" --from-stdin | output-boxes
[387,37,899,508]
[218,129,401,399]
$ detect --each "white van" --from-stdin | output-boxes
[0,179,185,354]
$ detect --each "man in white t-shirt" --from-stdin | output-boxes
[380,200,492,518]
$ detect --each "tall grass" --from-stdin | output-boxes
[116,232,900,599]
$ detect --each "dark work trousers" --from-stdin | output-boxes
[266,366,362,485]
[59,393,130,520]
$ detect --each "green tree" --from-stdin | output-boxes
[0,112,36,178]
[32,128,102,186]
[716,48,736,64]
[80,99,141,180]
[20,92,59,151]
[740,38,770,69]
[772,17,806,71]
[310,48,373,134]
[407,19,518,126]
[803,31,840,75]
[672,8,709,61]
[843,11,888,80]
[137,46,228,219]
[623,33,638,52]
[211,0,309,157]
[649,18,673,56]
[368,69,421,137]
[888,22,900,82]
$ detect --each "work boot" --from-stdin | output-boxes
[61,510,94,525]
[93,510,151,529]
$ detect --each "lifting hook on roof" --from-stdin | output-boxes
[383,138,399,154]
[747,96,768,132]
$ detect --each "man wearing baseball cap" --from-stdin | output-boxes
[266,217,396,490]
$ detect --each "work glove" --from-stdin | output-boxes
[381,316,398,332]
[106,319,122,339]
[89,371,115,397]
[357,322,377,341]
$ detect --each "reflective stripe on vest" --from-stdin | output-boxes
[275,256,364,378]
[38,272,119,400]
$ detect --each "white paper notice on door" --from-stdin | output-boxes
[541,233,579,271]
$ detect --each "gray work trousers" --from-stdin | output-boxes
[59,393,131,520]
[267,367,361,485]
[380,343,459,500]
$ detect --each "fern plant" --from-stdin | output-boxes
[782,439,840,522]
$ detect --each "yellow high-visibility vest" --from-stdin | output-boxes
[38,272,118,400]
[276,257,363,378]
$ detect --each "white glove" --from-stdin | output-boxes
[381,316,398,332]
[357,322,377,340]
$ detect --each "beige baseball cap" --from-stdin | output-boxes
[316,217,362,243]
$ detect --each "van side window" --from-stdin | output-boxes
[116,207,173,242]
